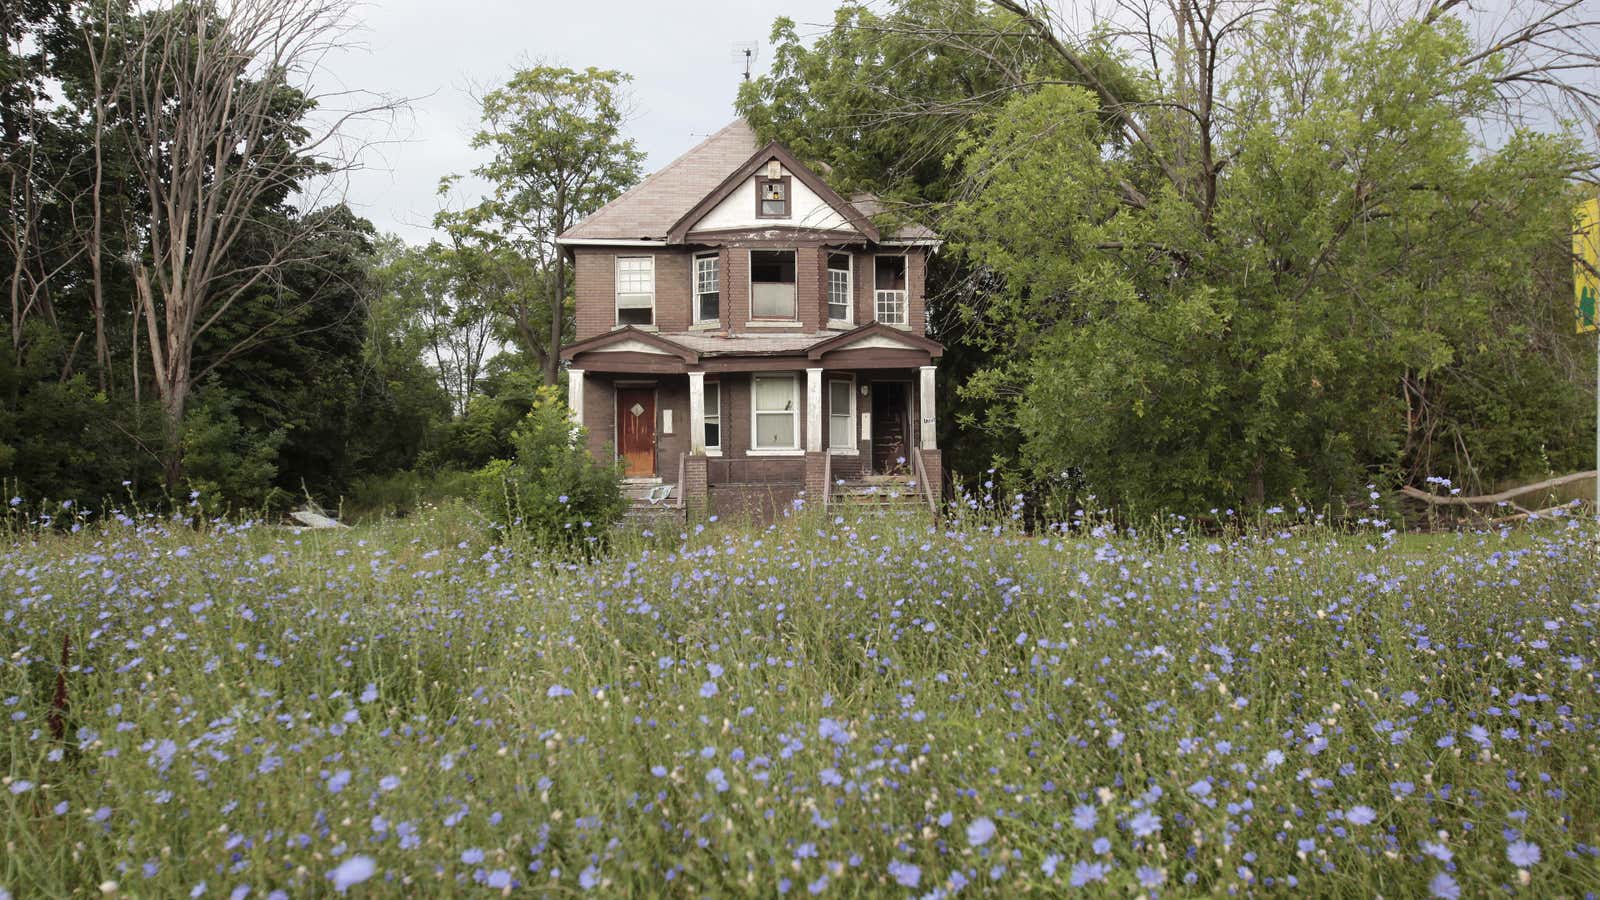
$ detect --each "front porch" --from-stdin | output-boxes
[561,325,943,521]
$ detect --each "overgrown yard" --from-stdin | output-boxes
[2,505,1597,896]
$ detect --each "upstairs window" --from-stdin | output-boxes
[874,255,907,326]
[827,252,853,323]
[757,175,790,218]
[750,250,797,320]
[615,256,655,326]
[694,253,720,324]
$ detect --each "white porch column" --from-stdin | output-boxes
[688,370,706,455]
[806,367,824,453]
[567,368,585,427]
[919,365,938,450]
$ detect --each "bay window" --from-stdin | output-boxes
[694,252,720,324]
[750,250,797,320]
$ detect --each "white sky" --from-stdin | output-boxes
[325,0,842,244]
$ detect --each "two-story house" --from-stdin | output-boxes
[558,119,942,520]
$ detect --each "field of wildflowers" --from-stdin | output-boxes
[2,501,1597,897]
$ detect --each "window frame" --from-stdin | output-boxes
[614,255,656,327]
[748,249,799,322]
[828,376,856,452]
[827,251,854,325]
[692,251,720,325]
[750,373,801,451]
[873,254,908,327]
[703,380,722,452]
[755,175,791,219]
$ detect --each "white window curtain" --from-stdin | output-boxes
[753,376,798,449]
[828,379,854,447]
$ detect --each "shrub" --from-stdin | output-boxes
[476,386,625,552]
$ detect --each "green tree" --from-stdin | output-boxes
[477,385,625,554]
[442,66,644,386]
[947,1,1593,512]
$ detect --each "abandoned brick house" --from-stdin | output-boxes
[557,119,943,519]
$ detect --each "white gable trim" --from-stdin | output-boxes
[834,333,922,351]
[686,163,859,235]
[591,338,674,355]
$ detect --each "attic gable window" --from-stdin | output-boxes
[757,171,790,219]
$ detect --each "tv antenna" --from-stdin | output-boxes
[731,41,759,81]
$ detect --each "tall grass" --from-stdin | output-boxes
[2,501,1596,896]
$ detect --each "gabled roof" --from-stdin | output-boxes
[806,322,944,359]
[558,119,936,246]
[560,326,700,362]
[558,120,760,243]
[666,140,879,243]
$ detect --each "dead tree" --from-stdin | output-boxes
[114,0,399,489]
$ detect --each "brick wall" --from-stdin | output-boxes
[797,247,823,331]
[572,248,694,340]
[725,249,749,332]
[580,374,614,461]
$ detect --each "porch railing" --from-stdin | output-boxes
[822,450,832,509]
[912,447,938,518]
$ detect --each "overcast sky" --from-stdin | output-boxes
[325,0,843,245]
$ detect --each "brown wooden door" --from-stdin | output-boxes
[617,389,656,478]
[871,382,908,474]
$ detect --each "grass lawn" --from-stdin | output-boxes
[2,503,1597,896]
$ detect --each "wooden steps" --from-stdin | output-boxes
[828,474,928,512]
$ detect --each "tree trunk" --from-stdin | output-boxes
[158,357,189,492]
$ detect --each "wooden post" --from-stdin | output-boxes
[688,371,706,455]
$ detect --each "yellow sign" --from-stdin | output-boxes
[1577,197,1599,334]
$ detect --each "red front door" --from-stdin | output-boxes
[617,388,656,478]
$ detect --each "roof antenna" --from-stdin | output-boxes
[731,41,758,82]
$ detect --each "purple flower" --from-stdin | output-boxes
[1071,804,1097,831]
[1429,872,1460,899]
[1188,779,1212,797]
[547,684,574,698]
[887,860,921,888]
[327,856,376,893]
[1069,861,1109,887]
[1421,841,1453,862]
[1041,854,1062,877]
[1506,840,1541,867]
[699,681,719,699]
[1136,866,1165,888]
[1345,806,1377,825]
[1129,810,1161,837]
[579,865,600,890]
[461,848,484,864]
[967,816,996,846]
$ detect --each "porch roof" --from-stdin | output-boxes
[562,323,942,373]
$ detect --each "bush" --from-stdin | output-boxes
[476,386,625,552]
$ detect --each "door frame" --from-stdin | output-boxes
[866,378,914,475]
[614,383,660,480]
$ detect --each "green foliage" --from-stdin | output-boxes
[944,4,1595,513]
[181,383,286,512]
[439,65,644,382]
[475,386,625,553]
[2,506,1595,894]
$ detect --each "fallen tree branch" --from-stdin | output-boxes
[1488,502,1590,525]
[1400,470,1597,506]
